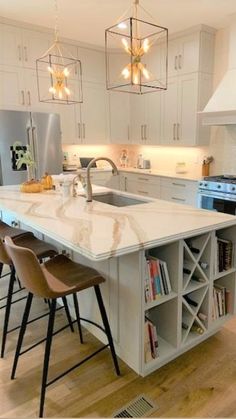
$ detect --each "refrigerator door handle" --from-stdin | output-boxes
[31,127,38,179]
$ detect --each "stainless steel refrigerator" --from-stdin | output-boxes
[0,110,62,185]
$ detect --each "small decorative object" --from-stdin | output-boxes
[41,173,53,190]
[202,156,214,177]
[105,0,168,94]
[176,162,187,174]
[36,0,83,105]
[20,180,43,193]
[13,141,36,181]
[119,149,128,167]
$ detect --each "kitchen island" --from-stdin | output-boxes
[0,184,235,376]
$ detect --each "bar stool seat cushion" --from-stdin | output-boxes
[0,221,30,239]
[43,254,105,297]
[13,234,57,260]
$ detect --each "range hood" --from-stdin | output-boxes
[200,20,236,126]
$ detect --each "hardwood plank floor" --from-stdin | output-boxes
[1,272,236,418]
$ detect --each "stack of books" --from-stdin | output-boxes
[144,256,172,303]
[216,237,233,273]
[212,284,231,320]
[144,317,159,362]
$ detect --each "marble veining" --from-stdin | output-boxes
[0,185,235,261]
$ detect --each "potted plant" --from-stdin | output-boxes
[12,141,36,181]
[12,142,42,193]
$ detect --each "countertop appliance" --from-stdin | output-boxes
[80,157,97,169]
[0,110,62,185]
[198,175,236,214]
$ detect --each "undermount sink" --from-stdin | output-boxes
[91,192,150,207]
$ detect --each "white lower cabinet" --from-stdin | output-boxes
[120,172,198,206]
[160,178,198,206]
[120,172,161,199]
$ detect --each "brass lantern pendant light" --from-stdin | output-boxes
[105,0,168,94]
[36,0,83,105]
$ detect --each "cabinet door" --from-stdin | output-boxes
[77,47,105,83]
[22,29,53,69]
[58,103,79,145]
[168,39,179,77]
[0,24,23,67]
[178,33,200,75]
[146,93,161,145]
[177,74,198,145]
[24,68,53,111]
[130,94,146,144]
[80,82,108,144]
[0,65,24,109]
[161,77,178,144]
[109,91,130,144]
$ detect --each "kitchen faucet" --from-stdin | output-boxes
[86,157,119,202]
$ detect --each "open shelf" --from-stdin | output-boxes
[144,298,178,364]
[214,226,236,277]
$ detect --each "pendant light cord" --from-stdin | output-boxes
[54,0,59,41]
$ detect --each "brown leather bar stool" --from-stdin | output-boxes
[5,237,120,418]
[0,232,74,358]
[0,220,30,278]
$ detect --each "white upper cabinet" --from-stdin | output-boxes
[108,91,130,144]
[130,90,162,145]
[22,29,53,69]
[77,47,105,83]
[0,65,24,109]
[162,77,178,144]
[168,29,215,77]
[79,82,108,144]
[0,23,52,69]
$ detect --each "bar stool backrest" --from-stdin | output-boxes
[5,236,54,298]
[0,239,11,265]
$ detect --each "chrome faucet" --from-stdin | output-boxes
[86,157,119,202]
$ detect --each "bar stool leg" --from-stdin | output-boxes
[94,285,120,376]
[1,266,16,358]
[0,262,3,277]
[11,292,33,380]
[39,298,56,418]
[62,296,74,333]
[73,293,83,344]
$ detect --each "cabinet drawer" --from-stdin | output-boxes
[122,172,160,185]
[161,177,198,191]
[126,180,160,199]
[160,186,197,206]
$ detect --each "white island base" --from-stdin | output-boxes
[0,185,235,376]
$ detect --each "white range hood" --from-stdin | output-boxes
[200,20,236,126]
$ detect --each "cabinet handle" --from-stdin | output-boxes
[27,91,31,106]
[18,45,22,61]
[21,90,25,105]
[144,124,147,140]
[138,190,149,195]
[172,197,186,202]
[83,123,85,139]
[127,125,130,141]
[178,54,182,69]
[172,182,186,187]
[174,55,178,70]
[173,123,176,140]
[78,123,81,138]
[124,177,127,192]
[141,125,143,140]
[138,177,149,182]
[24,46,28,62]
[177,123,180,140]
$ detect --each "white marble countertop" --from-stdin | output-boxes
[0,185,234,261]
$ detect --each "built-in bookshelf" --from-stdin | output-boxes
[142,226,236,375]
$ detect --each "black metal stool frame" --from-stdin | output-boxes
[11,284,120,418]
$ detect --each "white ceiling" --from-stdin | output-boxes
[1,0,236,46]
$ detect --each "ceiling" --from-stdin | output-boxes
[1,0,236,46]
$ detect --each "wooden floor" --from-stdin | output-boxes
[1,273,236,418]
